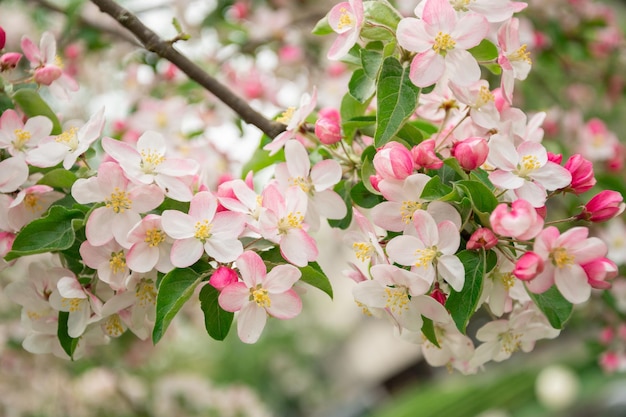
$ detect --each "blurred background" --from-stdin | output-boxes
[1,0,626,416]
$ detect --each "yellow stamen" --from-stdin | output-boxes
[384,287,410,315]
[414,248,437,268]
[106,187,132,213]
[289,176,312,194]
[337,7,354,30]
[13,128,32,151]
[24,194,42,212]
[144,228,166,247]
[136,278,157,308]
[400,201,422,224]
[356,301,373,316]
[250,286,271,308]
[103,314,125,337]
[194,219,213,242]
[276,107,296,125]
[433,32,456,55]
[55,127,79,151]
[551,247,574,268]
[109,251,126,274]
[518,154,540,176]
[61,297,83,313]
[500,331,522,354]
[140,149,165,173]
[353,242,374,262]
[509,44,532,64]
[277,212,304,234]
[476,85,495,108]
[500,272,516,290]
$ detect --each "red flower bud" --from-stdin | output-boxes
[564,154,596,194]
[578,190,625,222]
[209,266,239,291]
[513,252,544,281]
[466,228,498,250]
[452,136,489,171]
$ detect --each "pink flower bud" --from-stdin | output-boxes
[452,137,488,171]
[513,252,544,281]
[582,257,618,289]
[209,266,239,291]
[0,52,22,71]
[578,190,625,222]
[430,283,447,305]
[411,139,443,170]
[564,154,596,194]
[373,141,414,180]
[369,174,382,192]
[0,26,5,50]
[315,108,342,145]
[0,232,15,258]
[34,65,62,86]
[490,199,544,240]
[547,152,563,164]
[466,228,498,250]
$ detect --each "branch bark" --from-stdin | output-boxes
[89,0,286,139]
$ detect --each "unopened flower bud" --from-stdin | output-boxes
[466,228,498,250]
[513,252,544,281]
[209,266,239,291]
[0,26,5,50]
[547,152,562,164]
[452,136,488,171]
[578,190,625,222]
[430,284,447,305]
[374,141,414,180]
[490,199,544,240]
[369,174,382,192]
[34,66,62,86]
[582,257,618,289]
[412,139,443,170]
[315,107,342,145]
[564,154,595,194]
[0,52,22,71]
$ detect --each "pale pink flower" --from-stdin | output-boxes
[598,218,626,265]
[219,251,302,344]
[0,156,29,193]
[49,275,102,338]
[72,162,164,247]
[217,178,265,233]
[327,0,364,60]
[386,209,465,291]
[102,131,199,202]
[488,135,572,207]
[126,214,174,274]
[527,226,608,303]
[482,255,529,317]
[396,0,488,87]
[80,240,130,291]
[578,118,619,162]
[161,191,245,267]
[264,87,317,155]
[497,18,533,103]
[7,184,64,230]
[490,199,544,240]
[0,109,52,157]
[258,184,318,267]
[414,0,527,23]
[274,140,346,230]
[343,208,387,265]
[28,108,105,170]
[21,31,79,99]
[449,80,500,129]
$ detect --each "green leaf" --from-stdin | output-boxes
[446,250,485,333]
[363,0,402,30]
[300,262,333,299]
[312,15,333,35]
[527,286,573,329]
[199,284,234,341]
[327,181,353,230]
[57,311,79,359]
[468,39,499,61]
[374,57,420,147]
[412,119,439,137]
[362,45,384,78]
[6,206,84,261]
[152,268,205,344]
[241,140,285,176]
[341,94,372,142]
[37,168,78,190]
[360,146,381,195]
[394,121,424,147]
[12,89,62,134]
[484,63,502,75]
[420,176,454,201]
[456,180,499,226]
[439,158,467,185]
[421,317,440,348]
[349,69,377,103]
[350,180,384,208]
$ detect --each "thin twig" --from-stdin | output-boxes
[89,0,286,139]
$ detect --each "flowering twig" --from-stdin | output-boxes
[89,0,286,139]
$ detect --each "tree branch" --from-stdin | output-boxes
[89,0,286,139]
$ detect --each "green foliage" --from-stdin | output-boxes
[363,0,402,30]
[327,181,353,230]
[6,206,84,261]
[57,311,79,360]
[468,39,499,62]
[199,284,234,341]
[37,168,78,190]
[528,286,574,329]
[350,180,384,208]
[348,46,384,103]
[152,267,207,344]
[455,180,499,226]
[421,317,440,348]
[300,263,334,300]
[12,89,62,135]
[420,176,454,200]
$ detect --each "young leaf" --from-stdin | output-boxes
[12,89,62,134]
[363,0,402,30]
[57,311,79,359]
[446,250,485,333]
[241,142,285,176]
[199,284,234,341]
[312,15,333,36]
[421,317,440,348]
[456,180,499,226]
[152,267,205,344]
[420,176,454,201]
[300,262,333,299]
[341,93,372,142]
[37,168,78,190]
[527,286,573,329]
[468,39,499,61]
[374,57,420,147]
[6,206,84,261]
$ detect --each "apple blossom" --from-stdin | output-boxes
[449,81,500,129]
[314,108,342,145]
[0,109,52,157]
[582,257,618,290]
[513,251,544,281]
[327,0,364,60]
[7,185,64,230]
[0,52,22,70]
[466,227,498,250]
[497,18,533,103]
[209,266,239,291]
[373,142,414,181]
[452,136,489,171]
[80,240,130,291]
[490,199,544,240]
[411,139,444,170]
[48,275,102,338]
[126,214,175,274]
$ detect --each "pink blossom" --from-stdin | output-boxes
[527,226,608,303]
[497,18,532,103]
[327,0,364,60]
[315,108,342,145]
[578,190,625,222]
[0,52,22,71]
[126,214,175,274]
[466,227,498,250]
[0,109,52,157]
[7,185,64,230]
[396,0,488,87]
[513,252,544,281]
[72,162,164,247]
[344,208,386,265]
[0,156,29,193]
[449,81,500,129]
[373,142,414,180]
[452,136,489,171]
[161,191,245,267]
[80,240,130,291]
[582,257,618,290]
[218,251,302,343]
[48,275,102,338]
[0,26,5,50]
[564,154,595,194]
[490,199,544,240]
[209,266,239,291]
[411,139,444,170]
[264,88,317,156]
[578,118,619,162]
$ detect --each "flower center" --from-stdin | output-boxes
[61,297,83,313]
[400,200,422,224]
[194,219,213,242]
[550,247,574,268]
[55,127,79,151]
[144,228,166,247]
[475,85,495,108]
[510,44,532,64]
[103,314,125,337]
[414,247,437,268]
[499,272,516,290]
[109,250,126,274]
[106,187,132,213]
[500,331,522,354]
[13,128,32,151]
[140,149,165,174]
[337,7,355,30]
[251,286,271,308]
[353,242,374,262]
[277,212,304,234]
[433,32,456,55]
[277,107,296,125]
[450,0,473,11]
[24,194,42,212]
[384,286,410,314]
[517,154,541,176]
[156,111,168,129]
[136,279,157,308]
[289,176,312,194]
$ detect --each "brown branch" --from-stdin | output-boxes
[89,0,286,139]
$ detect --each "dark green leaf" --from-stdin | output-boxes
[37,168,77,190]
[394,121,424,147]
[420,176,454,201]
[438,158,467,185]
[6,206,84,261]
[456,180,499,226]
[374,57,420,147]
[199,284,234,341]
[411,119,438,137]
[446,250,485,333]
[421,317,440,348]
[361,46,384,78]
[12,89,62,134]
[360,146,381,195]
[57,311,79,359]
[152,268,204,344]
[350,180,384,208]
[349,69,377,103]
[341,93,372,142]
[468,39,499,61]
[300,262,333,299]
[527,286,573,329]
